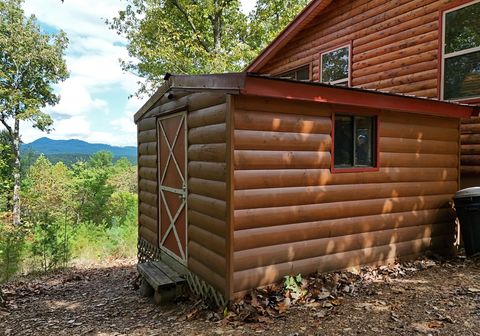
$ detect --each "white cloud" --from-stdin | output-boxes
[19,0,251,147]
[51,79,109,117]
[20,0,142,146]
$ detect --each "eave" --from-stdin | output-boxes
[246,0,333,72]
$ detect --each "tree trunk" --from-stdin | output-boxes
[12,118,21,226]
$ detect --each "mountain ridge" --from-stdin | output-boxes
[21,137,137,158]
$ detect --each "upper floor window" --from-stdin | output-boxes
[320,45,350,86]
[276,65,310,81]
[442,0,480,101]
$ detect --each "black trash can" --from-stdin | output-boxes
[454,187,480,257]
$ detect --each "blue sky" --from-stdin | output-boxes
[21,0,257,147]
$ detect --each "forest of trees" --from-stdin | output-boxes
[0,143,138,281]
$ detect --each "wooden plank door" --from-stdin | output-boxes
[157,112,187,264]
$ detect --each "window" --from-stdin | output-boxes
[442,1,480,100]
[276,65,310,81]
[320,45,350,86]
[334,115,376,169]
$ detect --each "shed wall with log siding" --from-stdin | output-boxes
[135,74,476,302]
[230,95,458,297]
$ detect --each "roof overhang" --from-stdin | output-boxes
[246,0,333,72]
[134,73,478,122]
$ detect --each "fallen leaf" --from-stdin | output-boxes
[277,298,291,314]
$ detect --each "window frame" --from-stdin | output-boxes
[331,110,380,174]
[319,43,352,86]
[274,64,312,81]
[440,0,480,102]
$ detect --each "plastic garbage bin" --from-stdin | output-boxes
[454,187,480,257]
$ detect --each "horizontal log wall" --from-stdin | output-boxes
[137,91,229,296]
[186,93,229,295]
[460,116,480,177]
[137,115,159,246]
[232,95,459,295]
[258,0,460,98]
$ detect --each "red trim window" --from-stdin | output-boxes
[320,44,351,86]
[440,0,480,102]
[331,113,379,173]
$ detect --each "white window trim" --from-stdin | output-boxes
[441,0,480,101]
[320,44,351,86]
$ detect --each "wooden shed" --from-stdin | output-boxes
[246,0,480,188]
[135,73,477,303]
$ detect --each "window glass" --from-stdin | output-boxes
[334,115,375,168]
[443,1,480,100]
[295,66,310,81]
[355,117,374,166]
[444,51,480,100]
[277,65,310,81]
[445,2,480,54]
[334,116,353,167]
[321,46,349,84]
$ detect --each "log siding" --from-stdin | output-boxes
[253,0,480,179]
[137,91,230,296]
[231,96,459,296]
[256,0,461,98]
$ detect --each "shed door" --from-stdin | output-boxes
[157,112,187,264]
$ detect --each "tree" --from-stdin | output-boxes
[73,152,115,225]
[0,0,69,226]
[22,156,73,271]
[109,0,251,96]
[109,0,307,96]
[0,130,14,212]
[247,0,309,51]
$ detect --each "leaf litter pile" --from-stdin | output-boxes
[1,255,479,335]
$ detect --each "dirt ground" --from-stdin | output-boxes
[0,256,479,336]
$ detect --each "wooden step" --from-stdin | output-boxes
[137,261,185,292]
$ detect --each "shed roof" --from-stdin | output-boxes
[134,73,478,123]
[246,0,333,72]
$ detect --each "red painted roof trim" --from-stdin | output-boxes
[242,76,476,119]
[246,0,333,72]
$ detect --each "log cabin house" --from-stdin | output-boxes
[246,0,480,187]
[134,73,477,304]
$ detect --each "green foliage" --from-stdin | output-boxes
[247,0,309,51]
[109,0,308,96]
[284,274,306,300]
[0,0,69,132]
[71,220,137,262]
[0,131,14,211]
[22,156,74,218]
[0,151,139,280]
[27,218,70,272]
[73,152,115,225]
[0,0,69,227]
[0,216,26,282]
[108,191,138,227]
[21,156,73,271]
[109,0,250,95]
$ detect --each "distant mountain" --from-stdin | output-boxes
[21,137,137,164]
